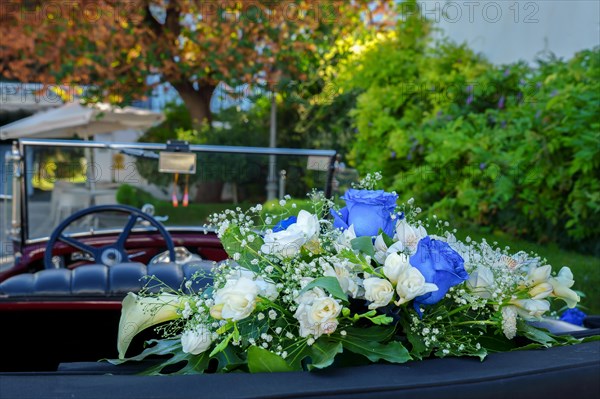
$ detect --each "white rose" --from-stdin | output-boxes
[212,277,259,321]
[181,325,213,355]
[395,267,438,306]
[549,267,580,308]
[227,268,278,300]
[334,225,357,252]
[374,234,405,264]
[308,296,342,334]
[295,210,320,238]
[467,266,495,298]
[510,298,550,320]
[294,302,316,337]
[261,229,305,257]
[383,252,410,285]
[261,210,319,257]
[363,278,394,309]
[294,288,341,338]
[323,260,361,298]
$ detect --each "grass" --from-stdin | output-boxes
[454,226,600,315]
[156,202,253,226]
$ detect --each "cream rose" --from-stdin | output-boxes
[294,288,342,338]
[383,252,410,285]
[307,296,342,335]
[374,234,405,264]
[228,268,278,300]
[395,267,438,306]
[181,325,213,355]
[323,260,361,298]
[334,224,357,253]
[212,277,259,321]
[363,277,394,309]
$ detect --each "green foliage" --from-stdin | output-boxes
[300,277,348,302]
[336,25,599,254]
[247,346,295,373]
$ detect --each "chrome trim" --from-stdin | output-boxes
[17,139,337,157]
[25,226,218,245]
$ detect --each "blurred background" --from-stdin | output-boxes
[0,0,598,311]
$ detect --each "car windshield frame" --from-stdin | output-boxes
[12,138,337,245]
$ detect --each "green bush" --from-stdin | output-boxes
[345,43,600,255]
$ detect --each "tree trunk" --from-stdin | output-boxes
[172,81,216,127]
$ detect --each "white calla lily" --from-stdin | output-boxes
[117,293,185,359]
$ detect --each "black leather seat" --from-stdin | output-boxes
[0,261,215,297]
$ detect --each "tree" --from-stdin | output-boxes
[0,0,392,126]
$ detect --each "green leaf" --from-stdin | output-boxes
[581,335,600,343]
[213,344,246,373]
[341,336,411,364]
[106,338,212,375]
[369,314,395,325]
[477,334,518,353]
[300,277,348,302]
[107,338,182,365]
[306,338,344,370]
[220,226,264,272]
[351,236,375,257]
[517,321,557,347]
[380,231,395,247]
[248,346,295,373]
[405,328,429,360]
[343,325,397,342]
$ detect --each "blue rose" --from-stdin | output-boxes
[330,189,398,237]
[273,216,297,232]
[560,308,587,326]
[410,236,468,311]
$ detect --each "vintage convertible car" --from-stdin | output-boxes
[0,138,598,399]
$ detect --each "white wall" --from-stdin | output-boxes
[416,0,600,64]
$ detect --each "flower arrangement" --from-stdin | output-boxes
[113,174,588,374]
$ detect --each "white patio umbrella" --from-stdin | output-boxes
[0,102,164,140]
